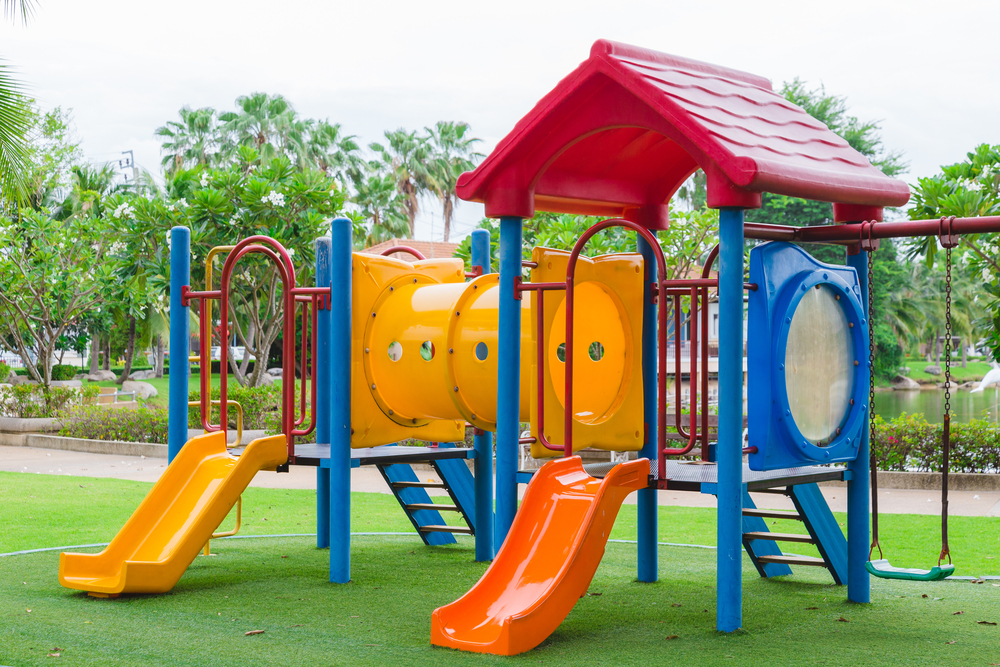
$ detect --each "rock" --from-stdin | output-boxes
[50,380,82,388]
[961,381,980,389]
[83,370,117,382]
[128,370,156,380]
[924,365,942,376]
[73,373,86,380]
[122,380,157,400]
[267,367,283,377]
[9,374,30,385]
[898,366,910,374]
[256,373,275,386]
[893,375,921,390]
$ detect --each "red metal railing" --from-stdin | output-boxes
[379,245,426,260]
[182,237,331,462]
[743,215,1000,247]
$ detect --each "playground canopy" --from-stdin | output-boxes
[456,39,911,229]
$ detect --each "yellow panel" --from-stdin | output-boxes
[528,248,645,458]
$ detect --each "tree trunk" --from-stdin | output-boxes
[442,197,453,243]
[102,336,110,371]
[89,330,100,374]
[116,316,137,385]
[935,331,942,363]
[155,335,165,378]
[961,337,967,368]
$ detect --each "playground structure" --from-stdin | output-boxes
[57,39,1000,655]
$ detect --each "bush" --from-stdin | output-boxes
[60,405,169,443]
[188,383,280,431]
[0,383,98,418]
[872,322,903,382]
[0,361,11,382]
[871,413,1000,474]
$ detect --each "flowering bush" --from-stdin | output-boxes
[0,383,99,418]
[60,404,168,443]
[188,383,281,430]
[871,412,1000,473]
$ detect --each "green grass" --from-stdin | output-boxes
[2,472,1000,666]
[902,360,994,385]
[86,374,282,410]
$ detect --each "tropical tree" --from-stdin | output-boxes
[218,93,297,164]
[369,129,434,238]
[350,169,408,247]
[0,0,34,213]
[155,106,220,174]
[425,121,482,242]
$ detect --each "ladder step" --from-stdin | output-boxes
[418,525,473,534]
[406,503,461,512]
[391,481,447,489]
[744,531,815,544]
[742,508,804,521]
[756,555,827,567]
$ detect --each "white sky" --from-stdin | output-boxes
[3,0,998,242]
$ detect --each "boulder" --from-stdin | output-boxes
[128,369,156,380]
[267,367,283,377]
[83,370,117,382]
[50,380,82,388]
[892,375,921,390]
[924,365,942,376]
[9,374,34,385]
[122,380,158,400]
[256,373,276,386]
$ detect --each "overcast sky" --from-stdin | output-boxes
[4,0,998,241]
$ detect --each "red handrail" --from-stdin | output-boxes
[380,245,426,261]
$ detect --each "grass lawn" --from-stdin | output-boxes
[86,374,283,410]
[901,359,994,385]
[2,472,1000,666]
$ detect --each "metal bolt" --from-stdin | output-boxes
[371,383,376,390]
[448,348,454,354]
[389,286,394,291]
[453,386,459,392]
[455,311,460,316]
[849,322,854,328]
[388,410,394,415]
[371,312,376,317]
[365,348,369,353]
[412,418,417,424]
[413,278,417,283]
[473,285,478,289]
[854,360,859,366]
[471,414,477,420]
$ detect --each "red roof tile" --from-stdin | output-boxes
[363,238,461,261]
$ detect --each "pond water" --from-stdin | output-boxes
[873,387,1000,424]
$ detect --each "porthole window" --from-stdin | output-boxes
[420,341,435,361]
[387,341,402,361]
[588,342,604,361]
[475,342,488,361]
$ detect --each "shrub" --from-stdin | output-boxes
[60,405,169,443]
[871,413,1000,474]
[0,361,11,382]
[188,383,281,430]
[0,383,94,418]
[49,364,79,381]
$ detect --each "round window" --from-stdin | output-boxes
[784,285,854,445]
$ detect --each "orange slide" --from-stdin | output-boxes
[59,431,287,596]
[431,456,649,655]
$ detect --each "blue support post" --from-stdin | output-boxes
[636,235,658,582]
[329,218,352,583]
[717,208,745,632]
[168,226,190,463]
[471,228,495,561]
[496,217,522,548]
[315,237,332,549]
[846,248,871,603]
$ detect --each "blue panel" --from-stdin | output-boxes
[845,249,871,603]
[434,457,477,532]
[717,208,744,633]
[168,227,190,463]
[748,242,869,471]
[790,483,847,585]
[741,491,793,578]
[636,235,658,583]
[378,463,456,546]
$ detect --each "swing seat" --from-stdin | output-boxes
[866,559,955,581]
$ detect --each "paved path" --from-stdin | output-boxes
[3,445,999,517]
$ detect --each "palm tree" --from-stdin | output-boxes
[155,106,220,174]
[425,121,482,242]
[370,129,434,238]
[297,119,362,186]
[352,169,409,246]
[0,0,36,214]
[219,93,297,164]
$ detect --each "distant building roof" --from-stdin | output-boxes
[363,238,461,261]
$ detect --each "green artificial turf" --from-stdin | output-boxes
[1,472,1000,666]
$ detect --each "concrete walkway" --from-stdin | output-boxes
[3,445,1000,517]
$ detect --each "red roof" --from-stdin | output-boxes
[457,40,909,228]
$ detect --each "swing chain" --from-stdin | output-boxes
[867,241,882,560]
[940,242,953,566]
[944,248,952,416]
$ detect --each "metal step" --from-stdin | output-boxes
[743,531,815,544]
[756,554,827,567]
[418,525,473,534]
[391,481,447,489]
[406,503,461,512]
[742,508,804,521]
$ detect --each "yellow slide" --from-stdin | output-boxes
[431,456,649,656]
[59,431,287,596]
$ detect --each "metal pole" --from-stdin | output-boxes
[717,208,744,632]
[315,237,332,549]
[470,228,495,561]
[329,218,352,583]
[637,234,659,583]
[496,216,522,547]
[846,247,871,603]
[168,226,190,463]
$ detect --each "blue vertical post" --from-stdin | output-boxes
[717,208,745,632]
[168,226,190,463]
[470,228,495,561]
[496,217,522,548]
[637,235,658,582]
[846,248,871,603]
[329,218,352,583]
[315,238,332,549]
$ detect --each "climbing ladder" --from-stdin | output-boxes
[377,444,477,546]
[741,483,847,584]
